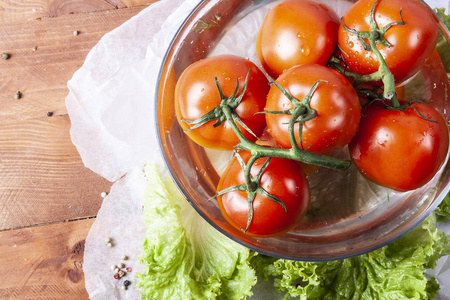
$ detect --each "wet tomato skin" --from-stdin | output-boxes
[175,55,269,150]
[338,0,438,83]
[349,101,449,192]
[256,0,340,78]
[265,64,361,154]
[217,151,310,237]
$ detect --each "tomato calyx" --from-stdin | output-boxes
[215,152,287,232]
[340,0,405,52]
[181,71,260,140]
[337,0,406,108]
[262,80,326,150]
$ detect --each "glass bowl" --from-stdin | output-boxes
[155,0,450,261]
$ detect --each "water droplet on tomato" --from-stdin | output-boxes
[301,45,310,56]
[348,41,354,48]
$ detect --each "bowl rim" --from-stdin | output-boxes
[154,0,450,261]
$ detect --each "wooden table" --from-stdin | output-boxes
[0,1,158,298]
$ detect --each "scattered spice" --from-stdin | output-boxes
[47,111,53,117]
[1,52,10,60]
[73,30,79,36]
[14,91,22,100]
[106,241,133,290]
[107,242,113,248]
[118,270,126,278]
[101,192,107,198]
[32,46,38,51]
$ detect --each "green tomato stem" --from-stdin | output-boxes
[221,106,351,171]
[368,32,401,108]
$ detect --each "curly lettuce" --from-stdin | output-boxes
[136,163,450,300]
[251,206,450,300]
[136,164,256,300]
[436,193,450,222]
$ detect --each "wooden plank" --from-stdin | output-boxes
[0,218,94,299]
[0,5,149,124]
[0,0,158,22]
[0,0,48,22]
[47,0,117,17]
[0,115,111,231]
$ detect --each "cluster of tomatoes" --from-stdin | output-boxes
[174,0,450,237]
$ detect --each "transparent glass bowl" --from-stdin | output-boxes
[156,0,450,261]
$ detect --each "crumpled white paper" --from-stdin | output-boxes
[65,0,450,299]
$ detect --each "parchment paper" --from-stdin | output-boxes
[64,0,450,299]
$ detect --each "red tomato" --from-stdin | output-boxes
[256,0,339,79]
[338,0,438,83]
[175,55,269,150]
[265,64,361,154]
[349,100,449,192]
[217,151,310,237]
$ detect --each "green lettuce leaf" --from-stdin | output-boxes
[434,8,450,75]
[436,193,450,222]
[135,164,256,300]
[251,213,450,300]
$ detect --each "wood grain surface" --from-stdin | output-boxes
[0,219,94,299]
[0,0,160,298]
